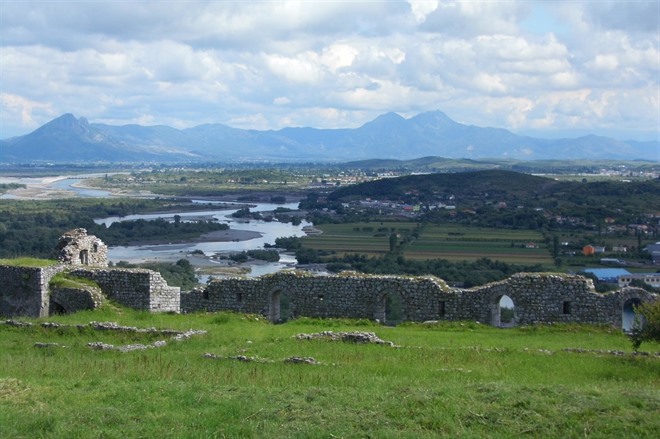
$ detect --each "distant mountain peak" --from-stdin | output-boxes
[42,113,89,132]
[365,112,406,125]
[410,110,456,127]
[2,110,657,163]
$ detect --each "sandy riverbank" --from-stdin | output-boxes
[133,229,263,248]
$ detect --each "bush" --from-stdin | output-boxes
[629,300,660,350]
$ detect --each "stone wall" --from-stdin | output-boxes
[182,272,451,322]
[69,268,180,312]
[1,264,179,317]
[0,264,63,317]
[181,271,657,328]
[1,262,656,329]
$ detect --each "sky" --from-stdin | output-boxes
[1,0,659,141]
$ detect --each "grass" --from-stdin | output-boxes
[0,257,58,267]
[1,309,658,438]
[48,272,100,290]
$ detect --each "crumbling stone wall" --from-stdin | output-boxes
[182,271,657,328]
[55,228,108,267]
[1,264,179,317]
[1,262,656,328]
[0,264,63,317]
[69,268,180,312]
[182,272,450,322]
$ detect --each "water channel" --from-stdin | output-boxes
[95,201,309,278]
[4,176,309,278]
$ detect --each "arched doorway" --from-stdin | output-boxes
[79,250,89,265]
[622,298,642,332]
[269,289,293,323]
[374,291,405,326]
[492,295,516,327]
[49,300,67,315]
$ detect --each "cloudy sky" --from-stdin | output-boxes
[1,0,658,141]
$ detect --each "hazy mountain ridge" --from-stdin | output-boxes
[1,111,657,163]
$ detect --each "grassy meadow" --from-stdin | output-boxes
[1,307,659,438]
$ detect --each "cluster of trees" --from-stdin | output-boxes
[324,254,543,287]
[274,236,542,287]
[91,218,228,246]
[229,249,280,263]
[113,259,199,290]
[0,199,230,258]
[0,183,25,194]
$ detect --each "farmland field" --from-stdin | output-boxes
[301,222,419,257]
[405,224,553,264]
[303,222,553,265]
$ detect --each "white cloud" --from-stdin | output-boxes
[273,96,291,106]
[407,0,439,23]
[0,0,657,141]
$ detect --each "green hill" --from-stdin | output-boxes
[329,170,558,201]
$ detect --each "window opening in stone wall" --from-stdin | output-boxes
[79,250,89,265]
[439,301,446,317]
[622,298,642,332]
[384,292,405,326]
[202,290,209,300]
[93,243,99,253]
[562,301,571,315]
[236,292,243,302]
[270,290,293,323]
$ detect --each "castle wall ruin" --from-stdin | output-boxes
[1,263,656,330]
[0,264,62,318]
[182,271,657,328]
[0,264,179,317]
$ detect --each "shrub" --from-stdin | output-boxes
[629,300,660,350]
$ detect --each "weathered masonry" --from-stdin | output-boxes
[183,271,657,329]
[0,264,656,330]
[0,264,179,317]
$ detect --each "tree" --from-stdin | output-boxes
[389,232,398,252]
[629,300,660,351]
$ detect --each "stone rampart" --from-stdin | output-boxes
[69,268,180,312]
[0,264,63,317]
[182,271,657,328]
[182,271,451,322]
[1,262,656,329]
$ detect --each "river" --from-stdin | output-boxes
[2,175,311,278]
[95,201,310,278]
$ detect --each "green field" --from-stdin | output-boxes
[303,222,553,265]
[405,224,553,264]
[302,222,419,257]
[1,308,658,438]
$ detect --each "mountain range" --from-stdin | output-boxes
[1,111,657,163]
